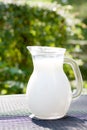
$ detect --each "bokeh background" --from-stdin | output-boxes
[0,0,87,95]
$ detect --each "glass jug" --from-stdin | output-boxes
[26,46,83,120]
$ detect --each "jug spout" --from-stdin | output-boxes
[27,46,66,68]
[27,46,66,56]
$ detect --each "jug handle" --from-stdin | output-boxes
[64,57,83,99]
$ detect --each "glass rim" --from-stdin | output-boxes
[27,46,66,55]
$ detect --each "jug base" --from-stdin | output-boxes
[29,113,65,120]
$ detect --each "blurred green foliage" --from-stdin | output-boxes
[0,2,84,94]
[51,0,87,40]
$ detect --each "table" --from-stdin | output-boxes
[0,94,87,130]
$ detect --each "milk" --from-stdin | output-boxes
[26,57,72,119]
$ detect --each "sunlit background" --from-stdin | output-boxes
[0,0,87,95]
